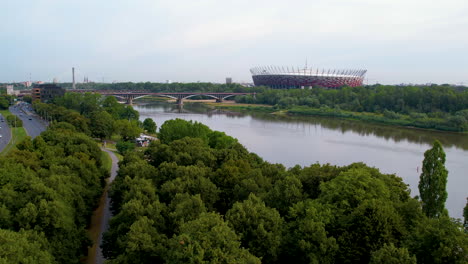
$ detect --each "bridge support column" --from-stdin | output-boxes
[216,98,224,103]
[176,98,184,106]
[125,96,133,105]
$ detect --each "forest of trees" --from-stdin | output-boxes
[102,118,467,263]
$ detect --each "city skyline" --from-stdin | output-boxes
[1,0,468,85]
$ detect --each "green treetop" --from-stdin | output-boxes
[418,140,448,218]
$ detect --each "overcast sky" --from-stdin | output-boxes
[2,0,468,85]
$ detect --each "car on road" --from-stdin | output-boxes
[28,118,32,120]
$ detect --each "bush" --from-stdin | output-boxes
[6,115,23,127]
[383,110,401,120]
[116,140,136,154]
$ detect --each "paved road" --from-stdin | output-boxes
[9,103,47,139]
[0,113,12,153]
[95,148,119,264]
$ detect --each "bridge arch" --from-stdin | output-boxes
[183,94,220,100]
[221,94,240,100]
[132,94,178,101]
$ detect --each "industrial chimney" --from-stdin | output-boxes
[72,67,76,89]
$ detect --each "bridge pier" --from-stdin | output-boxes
[125,96,133,105]
[216,98,224,103]
[176,98,184,106]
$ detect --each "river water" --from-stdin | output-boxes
[134,102,468,219]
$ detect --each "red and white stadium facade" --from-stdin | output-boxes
[250,66,367,88]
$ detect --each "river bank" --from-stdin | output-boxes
[188,101,467,133]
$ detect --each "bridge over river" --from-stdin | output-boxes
[69,90,255,105]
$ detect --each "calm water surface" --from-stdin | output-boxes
[135,102,468,219]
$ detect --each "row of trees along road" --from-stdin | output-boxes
[102,118,467,264]
[0,123,107,263]
[32,93,157,147]
[0,92,157,263]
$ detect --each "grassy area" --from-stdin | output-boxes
[0,110,28,156]
[100,151,112,173]
[104,141,117,151]
[207,103,274,113]
[114,152,123,161]
[134,96,171,102]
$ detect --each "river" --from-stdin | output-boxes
[134,102,468,220]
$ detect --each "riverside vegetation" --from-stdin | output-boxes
[56,82,468,132]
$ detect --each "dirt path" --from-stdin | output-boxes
[85,148,119,264]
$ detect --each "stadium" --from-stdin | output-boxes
[250,66,367,89]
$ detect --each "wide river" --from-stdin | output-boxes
[135,102,468,219]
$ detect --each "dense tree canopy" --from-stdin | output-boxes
[103,118,467,264]
[143,118,157,133]
[0,123,107,263]
[33,92,141,141]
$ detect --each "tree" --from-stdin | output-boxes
[142,118,157,133]
[418,140,448,218]
[406,216,468,263]
[0,96,9,109]
[116,140,136,154]
[114,119,142,141]
[283,200,338,264]
[208,131,237,149]
[0,229,56,264]
[370,243,416,264]
[226,194,284,263]
[6,115,23,127]
[158,118,211,144]
[166,212,261,264]
[89,111,114,139]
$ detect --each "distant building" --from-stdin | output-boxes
[250,66,367,89]
[135,134,157,147]
[32,84,65,102]
[6,85,19,96]
[226,77,232,84]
